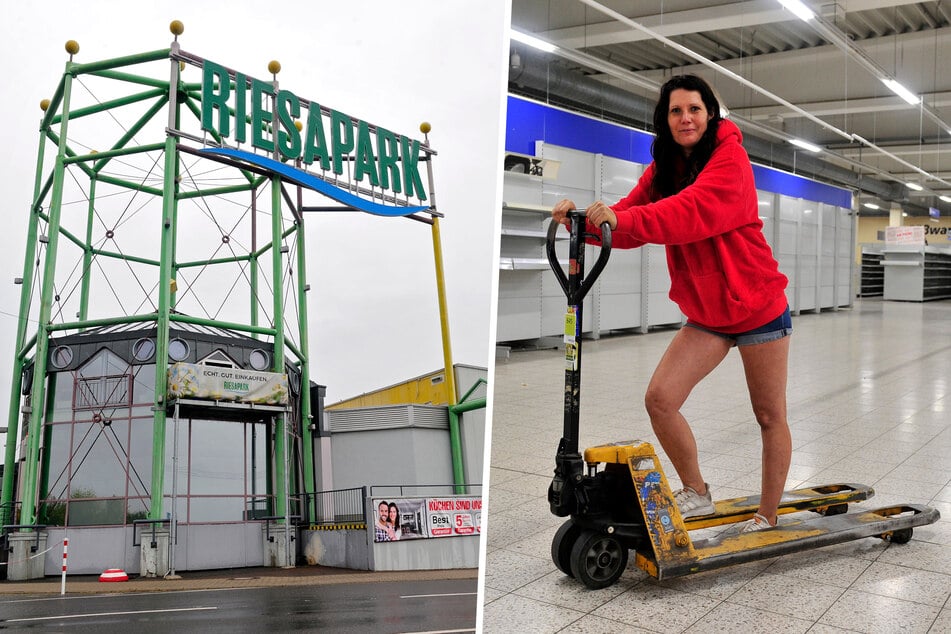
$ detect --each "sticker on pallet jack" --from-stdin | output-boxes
[564,307,578,342]
[564,306,579,371]
[640,473,676,535]
[565,342,578,371]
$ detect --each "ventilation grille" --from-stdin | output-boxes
[327,404,448,433]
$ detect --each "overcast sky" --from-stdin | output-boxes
[0,1,510,447]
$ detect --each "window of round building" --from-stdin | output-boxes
[168,338,190,362]
[249,349,270,371]
[50,345,73,369]
[132,337,156,362]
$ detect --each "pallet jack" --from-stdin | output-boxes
[545,210,940,589]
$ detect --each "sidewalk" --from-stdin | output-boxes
[0,566,478,595]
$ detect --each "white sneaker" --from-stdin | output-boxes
[674,484,715,518]
[740,513,775,533]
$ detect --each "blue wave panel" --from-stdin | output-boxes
[505,95,852,208]
[199,148,431,217]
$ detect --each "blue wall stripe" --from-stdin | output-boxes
[505,95,852,209]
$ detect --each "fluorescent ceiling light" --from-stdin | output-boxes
[881,78,921,105]
[940,195,951,203]
[905,182,924,191]
[778,0,815,21]
[790,138,821,153]
[863,203,880,210]
[510,29,557,53]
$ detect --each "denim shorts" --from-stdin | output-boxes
[685,306,792,347]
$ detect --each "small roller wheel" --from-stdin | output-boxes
[569,530,629,590]
[883,528,913,544]
[551,520,582,577]
[816,503,848,516]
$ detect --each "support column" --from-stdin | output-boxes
[431,217,457,406]
[1,111,49,525]
[271,174,291,568]
[889,203,904,227]
[294,211,316,520]
[20,67,77,528]
[149,46,182,521]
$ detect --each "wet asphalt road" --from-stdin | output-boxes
[0,577,478,632]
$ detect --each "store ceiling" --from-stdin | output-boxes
[509,0,951,216]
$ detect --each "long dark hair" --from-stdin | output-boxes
[388,502,400,531]
[650,74,722,199]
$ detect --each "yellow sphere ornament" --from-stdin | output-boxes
[65,40,80,55]
[268,60,281,75]
[294,120,303,131]
[170,20,184,36]
[419,121,432,134]
[40,99,50,112]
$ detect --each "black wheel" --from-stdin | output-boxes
[551,520,582,577]
[883,528,913,544]
[569,530,629,590]
[816,503,848,516]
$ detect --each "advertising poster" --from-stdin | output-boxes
[167,363,288,405]
[373,496,481,542]
[425,497,482,538]
[372,498,426,543]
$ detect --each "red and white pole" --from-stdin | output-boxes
[60,538,68,595]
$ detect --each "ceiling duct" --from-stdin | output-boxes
[509,46,909,210]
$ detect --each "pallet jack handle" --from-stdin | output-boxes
[546,210,612,517]
[545,210,612,305]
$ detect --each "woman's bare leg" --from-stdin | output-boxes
[738,336,791,525]
[645,327,732,494]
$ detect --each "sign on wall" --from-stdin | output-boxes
[167,362,288,405]
[885,225,926,245]
[372,496,481,542]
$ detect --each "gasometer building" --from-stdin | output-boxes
[0,23,460,579]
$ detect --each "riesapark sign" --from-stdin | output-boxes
[198,59,430,216]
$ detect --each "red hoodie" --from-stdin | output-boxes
[596,119,788,333]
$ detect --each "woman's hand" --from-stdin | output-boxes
[551,199,576,226]
[586,201,617,230]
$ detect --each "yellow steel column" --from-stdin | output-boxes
[420,122,456,407]
[431,216,456,406]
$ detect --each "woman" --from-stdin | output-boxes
[387,502,402,540]
[552,74,791,532]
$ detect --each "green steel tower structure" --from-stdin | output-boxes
[0,21,442,565]
[1,21,445,576]
[0,26,319,536]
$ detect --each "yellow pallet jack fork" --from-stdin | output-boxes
[554,440,939,587]
[544,211,940,590]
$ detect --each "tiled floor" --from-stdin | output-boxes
[482,299,951,633]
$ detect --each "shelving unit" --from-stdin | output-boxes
[858,243,885,297]
[497,145,686,344]
[883,245,951,301]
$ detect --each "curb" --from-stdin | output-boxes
[0,567,478,595]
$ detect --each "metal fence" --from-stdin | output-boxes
[369,483,482,496]
[300,487,367,527]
